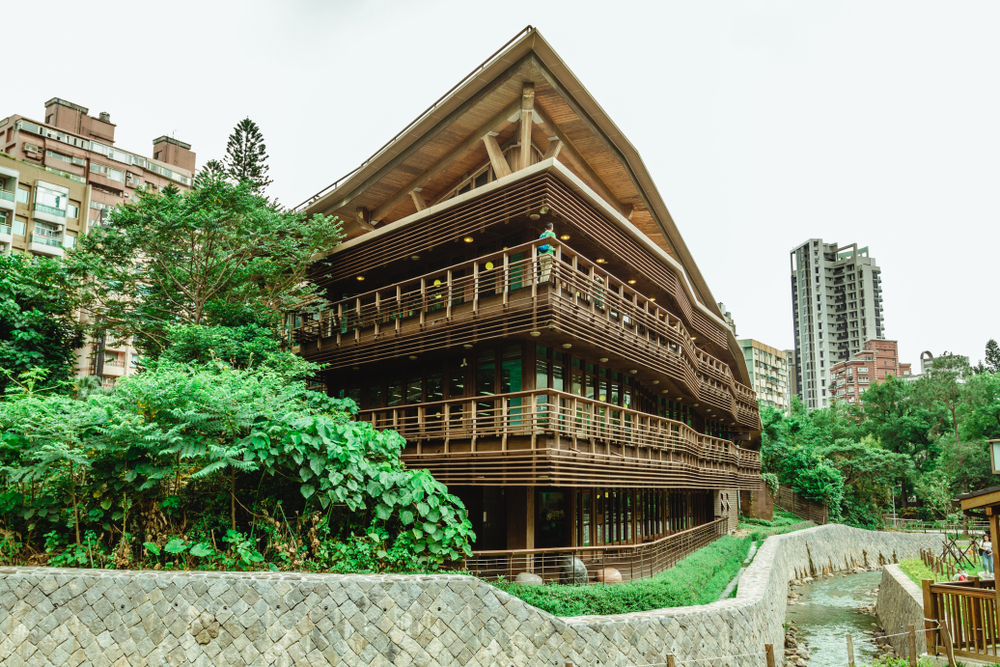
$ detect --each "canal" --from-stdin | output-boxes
[785,569,883,667]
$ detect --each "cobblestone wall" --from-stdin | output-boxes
[875,564,927,656]
[0,525,942,667]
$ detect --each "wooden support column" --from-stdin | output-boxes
[506,487,535,551]
[543,136,563,160]
[569,488,578,547]
[483,133,512,178]
[409,188,427,211]
[355,206,374,231]
[517,83,535,171]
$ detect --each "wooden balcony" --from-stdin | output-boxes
[924,577,1000,663]
[358,388,760,489]
[294,239,760,430]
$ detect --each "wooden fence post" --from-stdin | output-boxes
[922,579,938,654]
[939,620,957,667]
[665,656,675,667]
[765,643,775,667]
[908,624,917,666]
[846,633,855,667]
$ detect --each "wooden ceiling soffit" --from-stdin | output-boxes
[316,53,535,220]
[532,103,620,211]
[371,97,522,222]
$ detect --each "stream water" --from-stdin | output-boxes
[785,569,883,667]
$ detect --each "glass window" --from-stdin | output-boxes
[13,219,26,235]
[63,233,76,249]
[387,377,403,406]
[406,377,422,404]
[67,204,79,219]
[35,183,69,213]
[426,372,444,403]
[448,366,464,399]
[16,188,28,204]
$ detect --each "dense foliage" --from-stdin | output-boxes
[222,118,273,195]
[0,253,85,395]
[763,348,1000,527]
[68,178,342,356]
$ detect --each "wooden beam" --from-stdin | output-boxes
[621,204,635,221]
[355,206,374,231]
[533,104,620,210]
[542,137,563,160]
[483,133,513,179]
[370,98,521,222]
[518,83,535,171]
[410,189,427,212]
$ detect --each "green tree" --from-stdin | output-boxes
[69,179,342,355]
[0,253,85,395]
[973,339,1000,375]
[194,159,228,188]
[910,353,970,447]
[223,118,273,195]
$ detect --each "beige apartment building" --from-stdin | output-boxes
[830,339,912,405]
[738,339,790,411]
[1,98,196,387]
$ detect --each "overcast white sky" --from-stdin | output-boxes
[10,1,998,368]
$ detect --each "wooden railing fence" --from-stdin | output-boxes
[464,517,728,584]
[924,576,1000,663]
[774,485,828,525]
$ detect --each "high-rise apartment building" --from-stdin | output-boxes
[830,339,911,404]
[784,349,798,402]
[738,340,790,412]
[790,239,884,409]
[1,98,196,387]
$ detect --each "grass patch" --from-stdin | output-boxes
[898,558,937,586]
[738,509,806,530]
[494,535,753,616]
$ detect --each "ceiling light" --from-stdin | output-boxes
[529,213,540,220]
[540,206,550,214]
[596,258,607,264]
[463,344,474,349]
[599,357,608,363]
[408,355,418,361]
[463,236,474,243]
[662,389,669,393]
[356,276,365,281]
[649,297,656,302]
[411,255,420,261]
[693,403,699,407]
[560,234,570,241]
[562,343,573,349]
[628,279,637,285]
[629,369,638,374]
[652,380,660,385]
[530,331,541,337]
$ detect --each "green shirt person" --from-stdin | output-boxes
[538,222,556,255]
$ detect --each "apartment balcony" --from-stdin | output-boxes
[360,388,760,489]
[0,222,11,247]
[28,234,63,257]
[0,190,15,213]
[32,204,67,226]
[294,240,760,430]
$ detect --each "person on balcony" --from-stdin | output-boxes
[538,222,556,283]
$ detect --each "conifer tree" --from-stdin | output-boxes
[223,118,273,195]
[195,159,228,189]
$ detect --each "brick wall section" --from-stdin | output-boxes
[875,564,927,656]
[0,525,942,667]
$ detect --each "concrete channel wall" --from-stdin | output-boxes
[0,525,942,667]
[875,565,928,656]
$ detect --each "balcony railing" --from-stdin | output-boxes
[0,191,14,202]
[359,388,760,487]
[296,240,760,428]
[465,516,728,583]
[923,577,1000,663]
[33,204,66,218]
[0,224,10,236]
[30,234,62,248]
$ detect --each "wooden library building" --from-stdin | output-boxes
[292,28,764,580]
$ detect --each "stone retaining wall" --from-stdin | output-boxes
[0,525,943,667]
[875,564,927,656]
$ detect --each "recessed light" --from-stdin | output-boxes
[628,279,637,285]
[693,403,699,407]
[529,213,540,220]
[408,355,418,361]
[561,343,573,349]
[530,331,541,337]
[649,298,656,302]
[662,389,669,393]
[629,369,638,374]
[356,276,365,281]
[560,234,570,241]
[463,344,474,349]
[652,380,660,385]
[411,255,420,261]
[599,357,608,363]
[463,236,474,243]
[596,258,607,264]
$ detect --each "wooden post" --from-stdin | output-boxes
[907,624,917,666]
[939,619,957,667]
[846,633,855,667]
[764,643,775,667]
[922,579,938,654]
[665,655,675,667]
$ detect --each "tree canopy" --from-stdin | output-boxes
[222,118,273,195]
